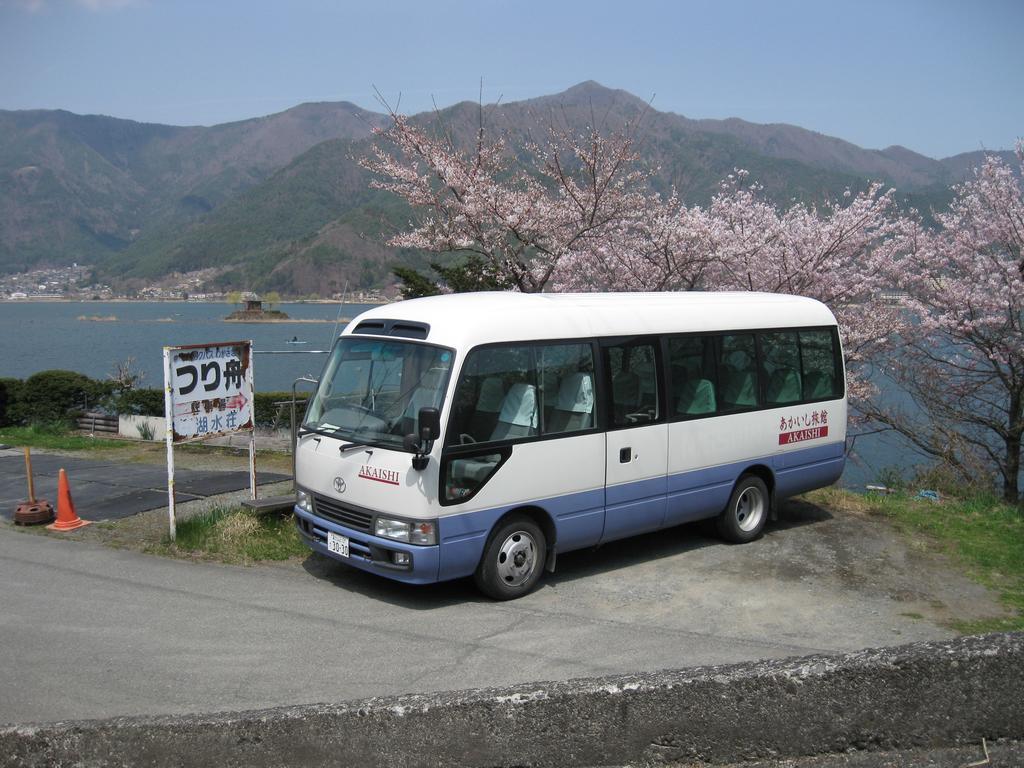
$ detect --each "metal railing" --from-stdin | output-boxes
[289,376,320,489]
[251,348,327,489]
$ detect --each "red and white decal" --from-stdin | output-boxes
[358,465,401,486]
[779,425,829,445]
[778,409,830,445]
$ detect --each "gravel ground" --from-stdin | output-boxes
[3,441,1016,766]
[7,441,1011,631]
[659,739,1023,767]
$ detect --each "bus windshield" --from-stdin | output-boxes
[304,337,454,449]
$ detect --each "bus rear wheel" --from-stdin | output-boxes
[474,515,546,600]
[717,475,769,544]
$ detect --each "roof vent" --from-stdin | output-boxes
[352,319,430,340]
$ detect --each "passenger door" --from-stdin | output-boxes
[601,338,668,542]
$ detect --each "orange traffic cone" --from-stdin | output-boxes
[47,468,90,532]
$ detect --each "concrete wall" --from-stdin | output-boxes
[2,633,1021,768]
[118,414,165,441]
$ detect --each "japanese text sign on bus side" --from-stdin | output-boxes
[165,341,254,443]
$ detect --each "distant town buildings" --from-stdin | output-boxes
[0,265,391,303]
[0,264,105,300]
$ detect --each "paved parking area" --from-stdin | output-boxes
[0,449,289,522]
[0,493,1009,725]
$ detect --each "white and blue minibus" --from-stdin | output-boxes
[294,292,846,599]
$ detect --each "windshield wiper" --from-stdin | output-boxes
[339,440,372,454]
[298,424,375,452]
[298,425,340,439]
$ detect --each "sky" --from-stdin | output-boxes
[0,0,1020,159]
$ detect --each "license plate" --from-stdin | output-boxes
[326,530,349,558]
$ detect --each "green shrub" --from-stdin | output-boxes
[136,420,156,440]
[875,465,906,491]
[115,387,165,416]
[254,391,308,428]
[911,461,993,498]
[9,370,112,425]
[2,374,309,429]
[0,378,23,426]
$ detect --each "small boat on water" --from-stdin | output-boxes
[286,336,308,345]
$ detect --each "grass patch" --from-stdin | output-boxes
[153,506,307,564]
[807,486,1024,633]
[0,424,293,475]
[0,424,124,451]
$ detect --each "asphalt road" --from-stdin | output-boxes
[0,498,1000,726]
[0,449,288,522]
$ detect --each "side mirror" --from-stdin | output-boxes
[418,407,440,442]
[406,407,440,471]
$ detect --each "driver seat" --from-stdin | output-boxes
[490,383,538,441]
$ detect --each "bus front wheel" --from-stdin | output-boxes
[717,475,769,544]
[474,515,546,600]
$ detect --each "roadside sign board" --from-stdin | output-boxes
[165,341,254,443]
[163,340,256,539]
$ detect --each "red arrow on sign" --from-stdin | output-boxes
[227,393,249,411]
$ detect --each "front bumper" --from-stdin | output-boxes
[294,506,441,584]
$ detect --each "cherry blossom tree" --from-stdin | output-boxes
[703,171,919,404]
[865,148,1024,503]
[362,97,1024,499]
[550,191,715,292]
[361,108,649,292]
[361,105,716,294]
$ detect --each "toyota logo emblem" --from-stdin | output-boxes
[333,477,346,494]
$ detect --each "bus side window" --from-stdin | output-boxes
[468,377,505,438]
[446,341,597,446]
[541,343,596,435]
[444,451,509,502]
[668,336,717,416]
[605,341,660,426]
[717,334,759,411]
[760,331,802,406]
[446,346,534,445]
[800,330,842,400]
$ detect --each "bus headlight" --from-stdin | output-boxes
[374,517,437,546]
[296,488,312,513]
[375,517,409,541]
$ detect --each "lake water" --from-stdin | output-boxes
[0,300,925,490]
[0,301,375,392]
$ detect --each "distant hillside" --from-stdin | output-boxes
[100,138,424,294]
[0,102,386,275]
[0,82,1014,292]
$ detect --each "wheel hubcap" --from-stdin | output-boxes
[735,487,765,532]
[496,530,537,587]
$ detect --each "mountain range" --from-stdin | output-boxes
[0,81,1012,294]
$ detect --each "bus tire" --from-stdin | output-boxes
[717,475,769,544]
[474,515,546,600]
